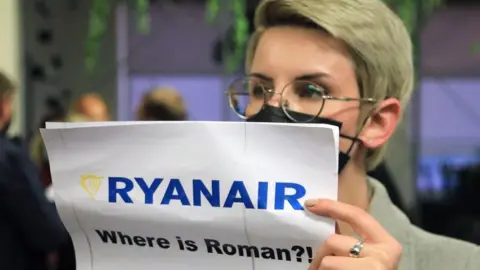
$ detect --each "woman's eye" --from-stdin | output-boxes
[297,83,324,98]
[251,85,264,97]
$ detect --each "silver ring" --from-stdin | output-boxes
[349,240,364,258]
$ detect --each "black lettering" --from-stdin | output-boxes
[176,236,185,250]
[156,238,170,249]
[237,245,259,258]
[146,237,155,247]
[260,247,275,259]
[185,240,198,252]
[276,248,291,261]
[133,236,146,246]
[306,246,313,263]
[205,239,223,254]
[117,231,133,245]
[95,230,117,244]
[94,231,300,263]
[222,244,236,255]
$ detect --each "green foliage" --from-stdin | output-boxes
[86,0,458,73]
[205,0,220,24]
[395,0,418,35]
[206,0,446,73]
[135,0,150,34]
[385,0,445,35]
[228,0,249,73]
[85,0,150,72]
[206,0,249,74]
[473,42,480,53]
[85,0,111,72]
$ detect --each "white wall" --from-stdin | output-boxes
[0,0,24,136]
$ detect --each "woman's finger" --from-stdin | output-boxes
[318,256,371,270]
[305,199,392,242]
[308,234,371,270]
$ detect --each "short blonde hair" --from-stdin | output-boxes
[246,0,414,170]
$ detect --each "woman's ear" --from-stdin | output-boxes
[360,98,401,148]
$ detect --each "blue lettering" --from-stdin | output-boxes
[274,182,306,210]
[223,181,254,209]
[106,176,306,211]
[257,182,268,210]
[192,179,220,207]
[135,177,162,204]
[161,178,190,206]
[108,177,134,203]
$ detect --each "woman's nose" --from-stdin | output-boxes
[266,89,282,107]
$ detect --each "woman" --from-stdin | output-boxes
[226,0,479,269]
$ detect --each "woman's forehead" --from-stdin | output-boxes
[251,26,355,81]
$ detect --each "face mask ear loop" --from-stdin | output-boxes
[345,136,358,156]
[345,110,374,156]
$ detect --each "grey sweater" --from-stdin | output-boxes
[368,177,479,270]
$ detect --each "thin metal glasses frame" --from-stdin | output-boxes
[225,78,377,122]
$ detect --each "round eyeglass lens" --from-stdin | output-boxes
[227,78,266,118]
[281,80,326,122]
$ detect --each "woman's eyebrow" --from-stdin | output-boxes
[294,72,330,81]
[248,73,273,81]
[248,72,331,81]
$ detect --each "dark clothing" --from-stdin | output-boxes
[0,133,68,270]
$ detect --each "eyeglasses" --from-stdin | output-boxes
[226,77,377,123]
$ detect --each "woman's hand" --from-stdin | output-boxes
[305,199,402,270]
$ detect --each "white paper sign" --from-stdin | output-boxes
[41,122,339,270]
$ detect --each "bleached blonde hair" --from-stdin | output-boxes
[246,0,414,170]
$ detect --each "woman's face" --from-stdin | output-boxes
[250,26,363,155]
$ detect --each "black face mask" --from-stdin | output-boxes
[246,105,358,174]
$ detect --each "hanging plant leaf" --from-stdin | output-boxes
[85,0,111,72]
[396,0,417,35]
[135,0,150,33]
[472,42,480,53]
[423,0,444,16]
[206,0,221,24]
[226,0,249,74]
[86,0,152,71]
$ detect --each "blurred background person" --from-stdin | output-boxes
[44,112,93,201]
[30,97,66,187]
[30,93,109,189]
[70,93,110,122]
[136,87,188,121]
[41,113,91,270]
[0,71,68,270]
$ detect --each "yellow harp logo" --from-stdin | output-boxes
[80,174,103,199]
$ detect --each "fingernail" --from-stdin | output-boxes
[304,199,318,207]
